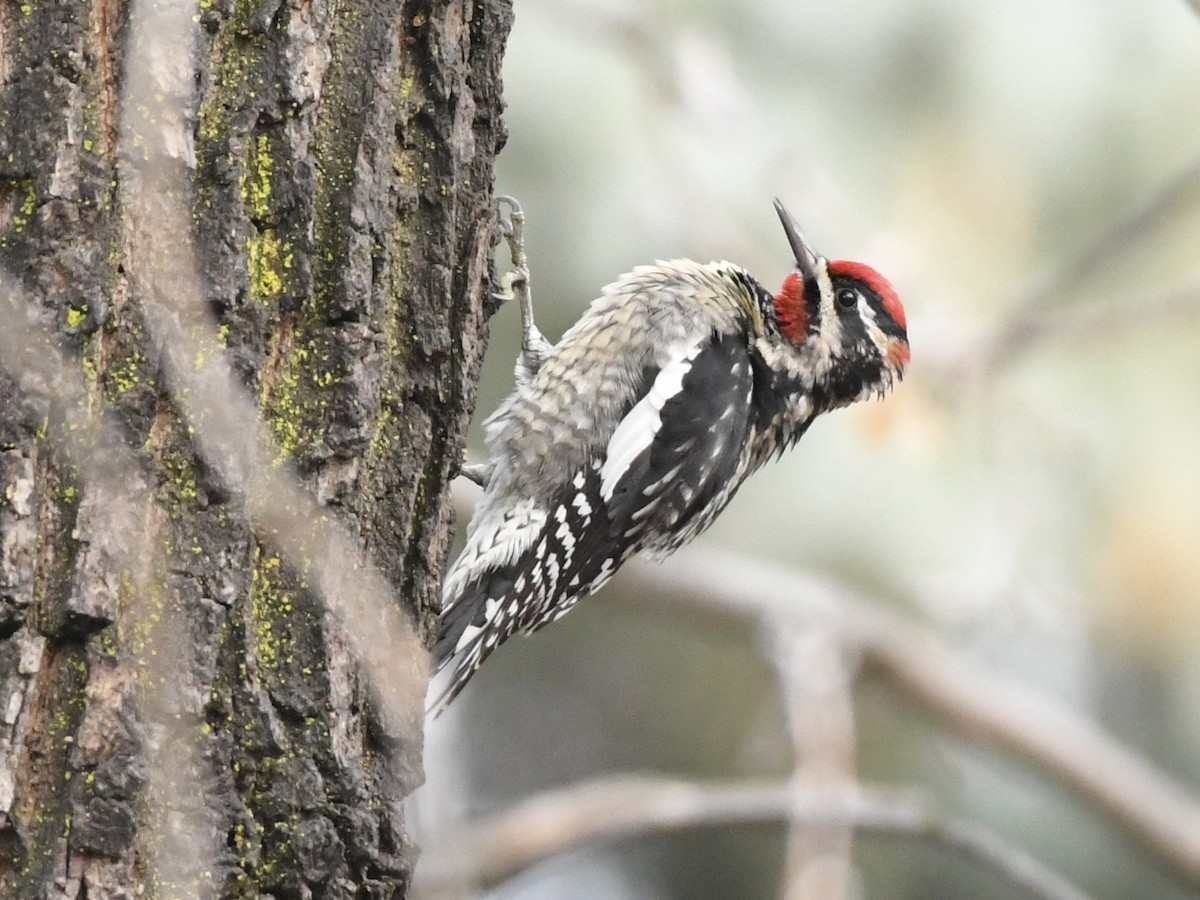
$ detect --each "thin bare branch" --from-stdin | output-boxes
[443,483,1200,885]
[624,550,1200,885]
[1000,277,1200,354]
[770,625,857,900]
[417,776,1095,900]
[980,157,1200,373]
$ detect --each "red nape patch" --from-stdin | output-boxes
[829,260,906,331]
[773,272,809,343]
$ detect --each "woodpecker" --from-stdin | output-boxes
[431,198,909,713]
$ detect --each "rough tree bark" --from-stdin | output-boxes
[0,0,510,896]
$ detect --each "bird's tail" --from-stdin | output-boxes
[427,566,520,716]
[428,499,548,715]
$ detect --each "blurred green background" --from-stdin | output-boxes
[421,0,1200,897]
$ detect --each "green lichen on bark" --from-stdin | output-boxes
[259,320,339,464]
[248,548,322,680]
[243,131,298,306]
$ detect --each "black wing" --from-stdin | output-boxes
[603,328,755,557]
[431,329,756,712]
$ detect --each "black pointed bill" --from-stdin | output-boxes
[773,198,820,289]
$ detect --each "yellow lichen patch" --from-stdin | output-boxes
[196,26,263,144]
[6,179,37,235]
[249,549,296,671]
[259,321,341,466]
[66,306,88,328]
[160,447,200,515]
[97,623,119,658]
[241,132,274,221]
[247,229,293,304]
[105,349,144,400]
[260,333,307,462]
[392,149,417,188]
[143,404,203,524]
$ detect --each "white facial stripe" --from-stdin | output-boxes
[857,298,892,363]
[858,293,877,325]
[810,257,842,369]
[600,340,705,500]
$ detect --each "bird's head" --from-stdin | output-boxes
[770,199,909,406]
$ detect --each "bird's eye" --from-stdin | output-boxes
[835,288,858,310]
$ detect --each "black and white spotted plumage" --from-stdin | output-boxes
[430,202,909,713]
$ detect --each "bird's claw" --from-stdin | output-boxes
[495,195,524,243]
[459,443,494,487]
[493,194,549,381]
[491,268,526,306]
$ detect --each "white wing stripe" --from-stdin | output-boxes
[600,341,704,501]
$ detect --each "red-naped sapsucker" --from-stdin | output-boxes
[431,199,909,712]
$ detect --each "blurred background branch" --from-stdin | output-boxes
[430,491,1200,895]
[631,549,1200,885]
[417,775,1096,900]
[423,6,1200,895]
[976,157,1200,378]
[770,624,857,900]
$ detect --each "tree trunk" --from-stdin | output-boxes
[0,0,510,896]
